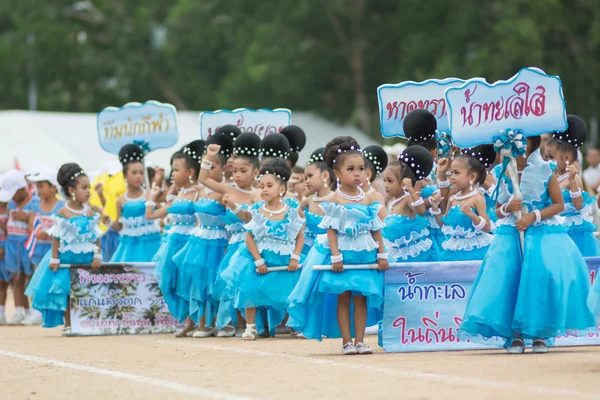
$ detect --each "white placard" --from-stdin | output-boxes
[199,108,291,139]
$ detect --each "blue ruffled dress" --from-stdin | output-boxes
[461,150,596,344]
[220,198,305,335]
[152,200,197,323]
[214,204,249,329]
[172,198,228,325]
[5,199,36,275]
[31,198,65,266]
[302,209,326,259]
[25,213,102,328]
[110,200,162,262]
[421,184,445,257]
[560,190,600,257]
[287,202,385,341]
[0,212,11,282]
[383,214,434,262]
[440,206,493,261]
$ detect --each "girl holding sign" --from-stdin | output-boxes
[382,146,438,262]
[110,144,161,262]
[26,164,103,335]
[288,136,387,355]
[149,140,205,336]
[544,115,600,257]
[198,132,261,337]
[220,158,305,340]
[431,146,494,261]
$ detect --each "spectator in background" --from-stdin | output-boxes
[583,148,600,194]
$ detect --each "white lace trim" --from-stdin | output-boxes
[167,225,195,235]
[441,232,493,251]
[59,242,98,255]
[191,227,229,240]
[229,231,246,244]
[316,233,379,252]
[496,214,565,228]
[119,217,161,237]
[385,237,432,261]
[256,241,295,256]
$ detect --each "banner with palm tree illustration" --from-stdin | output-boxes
[69,263,181,336]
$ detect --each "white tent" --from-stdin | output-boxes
[0,110,379,173]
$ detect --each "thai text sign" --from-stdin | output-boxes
[381,258,600,352]
[377,78,477,138]
[199,108,291,139]
[97,101,179,154]
[446,67,567,147]
[69,263,180,336]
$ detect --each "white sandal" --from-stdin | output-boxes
[242,325,259,341]
[62,327,73,337]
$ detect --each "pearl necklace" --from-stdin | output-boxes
[65,202,87,215]
[234,183,253,195]
[262,201,287,217]
[336,186,365,202]
[557,172,570,183]
[313,191,334,202]
[366,186,375,195]
[180,187,196,195]
[453,188,479,201]
[387,192,409,212]
[124,188,146,202]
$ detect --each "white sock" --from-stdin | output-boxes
[15,306,24,315]
[247,323,256,328]
[0,305,5,317]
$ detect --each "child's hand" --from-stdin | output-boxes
[149,185,162,201]
[36,230,50,241]
[101,214,112,226]
[568,164,579,182]
[91,258,102,271]
[377,258,389,271]
[166,184,180,198]
[222,194,235,209]
[459,204,475,217]
[153,168,165,186]
[206,144,221,157]
[507,199,523,213]
[516,212,535,231]
[430,193,443,209]
[402,178,414,193]
[94,182,104,195]
[256,264,269,275]
[437,158,449,175]
[288,259,299,272]
[332,260,344,273]
[49,260,60,272]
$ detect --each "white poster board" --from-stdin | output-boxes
[199,108,291,139]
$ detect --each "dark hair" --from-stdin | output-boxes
[454,154,486,185]
[259,157,292,186]
[288,151,299,168]
[307,161,335,189]
[206,132,234,166]
[323,136,362,170]
[292,166,304,174]
[147,166,156,184]
[215,124,242,142]
[408,136,437,152]
[387,160,416,187]
[173,140,205,179]
[527,136,541,157]
[280,125,307,153]
[546,137,577,160]
[119,144,145,175]
[261,132,291,159]
[234,132,261,169]
[57,163,86,198]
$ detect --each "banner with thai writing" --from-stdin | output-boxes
[445,67,567,148]
[377,78,485,138]
[381,258,600,352]
[199,108,291,139]
[69,263,181,336]
[97,101,179,154]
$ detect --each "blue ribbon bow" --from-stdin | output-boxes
[436,131,453,158]
[491,129,527,202]
[133,139,152,155]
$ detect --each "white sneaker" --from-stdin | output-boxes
[216,325,236,338]
[0,315,7,325]
[506,338,525,354]
[355,342,374,354]
[9,312,25,325]
[193,327,217,338]
[342,342,358,355]
[532,339,549,354]
[21,313,42,326]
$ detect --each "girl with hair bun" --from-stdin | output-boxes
[260,132,291,165]
[215,125,242,185]
[288,136,387,355]
[362,145,388,204]
[110,144,161,262]
[199,132,261,337]
[148,140,205,336]
[25,163,103,335]
[220,157,305,340]
[280,125,307,168]
[172,132,233,338]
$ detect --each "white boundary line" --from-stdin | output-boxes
[157,340,596,400]
[0,349,257,400]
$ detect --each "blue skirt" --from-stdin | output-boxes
[110,233,162,263]
[172,236,227,325]
[31,241,52,266]
[153,232,191,323]
[5,237,33,275]
[513,224,596,340]
[25,250,93,328]
[0,243,10,282]
[568,227,600,257]
[101,229,120,262]
[214,241,244,330]
[287,246,384,341]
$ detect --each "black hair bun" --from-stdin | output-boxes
[260,157,292,182]
[280,125,307,153]
[552,114,587,149]
[234,132,261,157]
[118,144,144,166]
[403,109,437,143]
[323,136,362,169]
[461,145,497,168]
[183,140,206,163]
[57,163,86,197]
[261,132,291,159]
[397,145,434,181]
[363,145,388,175]
[206,132,234,158]
[216,125,242,142]
[308,147,325,164]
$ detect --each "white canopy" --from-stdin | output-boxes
[0,110,379,174]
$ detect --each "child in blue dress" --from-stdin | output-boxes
[432,147,494,261]
[0,200,9,325]
[148,140,205,336]
[461,135,595,353]
[173,132,232,338]
[25,163,103,336]
[383,146,436,262]
[111,144,161,262]
[288,136,388,355]
[198,132,261,337]
[220,158,305,340]
[545,115,600,256]
[362,145,388,204]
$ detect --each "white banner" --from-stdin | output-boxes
[199,108,291,139]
